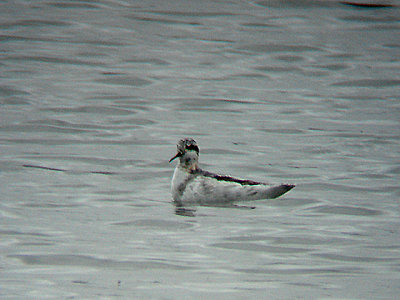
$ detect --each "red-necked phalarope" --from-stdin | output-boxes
[169,138,294,204]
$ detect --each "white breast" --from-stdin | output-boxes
[171,166,192,202]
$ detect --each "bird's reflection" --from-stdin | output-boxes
[173,200,256,217]
[174,201,197,217]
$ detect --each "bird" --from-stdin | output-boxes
[169,138,294,205]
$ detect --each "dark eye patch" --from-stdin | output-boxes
[186,144,199,153]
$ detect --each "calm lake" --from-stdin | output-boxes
[1,0,399,299]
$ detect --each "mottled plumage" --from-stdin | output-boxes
[170,138,294,204]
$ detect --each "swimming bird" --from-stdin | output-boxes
[169,138,294,205]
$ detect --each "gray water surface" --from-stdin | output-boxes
[1,0,400,299]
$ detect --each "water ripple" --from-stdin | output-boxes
[211,242,310,253]
[308,205,382,216]
[9,254,193,270]
[332,79,400,88]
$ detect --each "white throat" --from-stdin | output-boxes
[178,151,199,171]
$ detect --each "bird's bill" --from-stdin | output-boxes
[169,152,181,163]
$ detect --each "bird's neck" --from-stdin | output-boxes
[178,152,199,172]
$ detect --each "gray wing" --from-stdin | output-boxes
[181,169,294,203]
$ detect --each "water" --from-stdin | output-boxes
[1,0,400,299]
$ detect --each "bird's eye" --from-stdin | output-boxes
[186,144,199,153]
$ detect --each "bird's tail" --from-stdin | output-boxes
[263,184,295,199]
